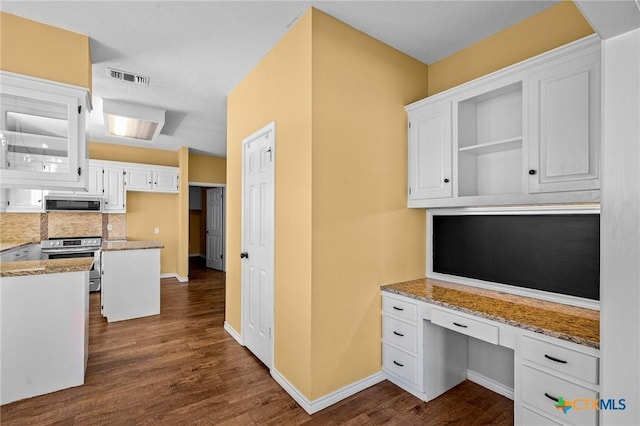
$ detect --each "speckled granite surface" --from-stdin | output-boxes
[0,241,35,253]
[101,240,164,251]
[382,278,600,349]
[0,257,93,277]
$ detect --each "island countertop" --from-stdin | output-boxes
[101,240,164,251]
[0,257,93,278]
[382,278,599,349]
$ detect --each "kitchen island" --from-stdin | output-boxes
[0,257,92,405]
[100,240,163,322]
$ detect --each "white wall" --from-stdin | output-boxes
[601,28,640,425]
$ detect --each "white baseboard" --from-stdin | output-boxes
[467,369,514,400]
[188,253,204,258]
[271,368,386,415]
[224,322,243,345]
[160,273,189,282]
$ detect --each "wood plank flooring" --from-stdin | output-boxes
[1,259,513,425]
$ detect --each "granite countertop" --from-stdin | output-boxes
[0,257,94,278]
[0,240,38,253]
[382,278,600,349]
[101,240,164,251]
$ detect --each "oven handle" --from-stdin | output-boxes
[41,247,101,255]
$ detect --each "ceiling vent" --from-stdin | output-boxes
[108,68,150,86]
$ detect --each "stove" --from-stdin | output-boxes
[41,236,102,292]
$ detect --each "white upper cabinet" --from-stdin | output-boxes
[407,102,452,201]
[125,164,179,193]
[0,72,90,191]
[103,166,125,213]
[406,35,601,208]
[528,50,601,193]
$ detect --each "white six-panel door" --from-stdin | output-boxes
[242,122,275,368]
[206,187,224,270]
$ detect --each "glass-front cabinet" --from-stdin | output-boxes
[0,72,91,190]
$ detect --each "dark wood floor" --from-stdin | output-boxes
[1,259,513,425]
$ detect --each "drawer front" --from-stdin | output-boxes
[522,408,563,426]
[431,308,499,345]
[522,365,598,426]
[383,316,418,353]
[382,295,418,323]
[383,344,419,385]
[522,335,598,385]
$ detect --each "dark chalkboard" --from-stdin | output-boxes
[432,214,600,300]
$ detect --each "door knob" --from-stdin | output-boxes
[240,252,249,259]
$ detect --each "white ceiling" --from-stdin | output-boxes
[2,0,561,157]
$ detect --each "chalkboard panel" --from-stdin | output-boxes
[432,214,600,300]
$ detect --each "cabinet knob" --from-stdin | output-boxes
[444,178,450,183]
[528,169,537,175]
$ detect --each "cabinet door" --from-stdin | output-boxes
[528,51,600,193]
[153,170,178,193]
[0,72,89,190]
[408,102,453,200]
[82,165,103,196]
[103,167,125,212]
[125,168,153,191]
[7,189,43,212]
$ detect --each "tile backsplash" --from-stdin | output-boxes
[0,212,126,242]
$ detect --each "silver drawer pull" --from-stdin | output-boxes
[393,360,404,367]
[544,392,560,403]
[453,322,468,328]
[393,331,404,337]
[392,306,404,311]
[544,354,568,364]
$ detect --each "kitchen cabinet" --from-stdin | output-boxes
[102,166,125,213]
[0,71,91,191]
[406,35,601,208]
[6,189,44,212]
[516,332,600,426]
[101,244,161,322]
[0,245,29,262]
[407,102,452,200]
[125,164,179,193]
[528,50,601,193]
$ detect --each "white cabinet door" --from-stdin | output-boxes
[7,189,43,212]
[103,167,125,212]
[407,101,453,200]
[83,165,103,196]
[528,50,600,193]
[125,168,153,191]
[153,170,178,192]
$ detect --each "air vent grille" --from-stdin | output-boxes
[108,68,150,86]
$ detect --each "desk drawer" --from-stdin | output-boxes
[431,308,499,345]
[522,335,598,385]
[382,295,417,323]
[383,316,418,353]
[522,408,562,426]
[522,365,598,426]
[383,344,419,385]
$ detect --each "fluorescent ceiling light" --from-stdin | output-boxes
[102,98,165,142]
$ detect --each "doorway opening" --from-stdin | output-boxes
[188,184,226,272]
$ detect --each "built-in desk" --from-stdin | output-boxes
[381,278,600,426]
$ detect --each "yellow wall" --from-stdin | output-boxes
[227,8,428,400]
[0,12,91,88]
[428,1,594,95]
[227,10,314,396]
[188,153,226,184]
[309,9,428,399]
[177,147,189,278]
[189,210,202,255]
[89,142,179,275]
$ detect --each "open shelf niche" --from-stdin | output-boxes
[457,81,523,197]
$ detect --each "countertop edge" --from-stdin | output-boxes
[381,286,600,350]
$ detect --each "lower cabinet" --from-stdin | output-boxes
[101,248,160,322]
[381,291,601,426]
[516,332,600,426]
